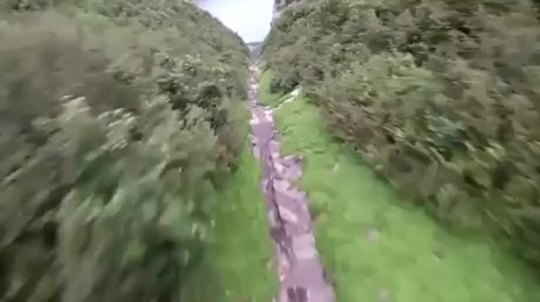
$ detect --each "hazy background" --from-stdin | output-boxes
[194,0,274,42]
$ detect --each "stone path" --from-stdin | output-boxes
[248,65,336,302]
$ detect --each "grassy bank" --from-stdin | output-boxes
[271,96,540,302]
[258,69,284,107]
[187,148,277,302]
[262,0,540,268]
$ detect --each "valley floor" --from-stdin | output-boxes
[187,68,540,302]
[266,73,540,302]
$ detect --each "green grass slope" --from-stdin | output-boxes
[258,69,285,107]
[273,96,540,302]
[187,149,277,302]
[262,0,540,268]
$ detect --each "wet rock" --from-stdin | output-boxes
[292,234,317,260]
[287,287,308,302]
[279,206,299,224]
[248,65,335,302]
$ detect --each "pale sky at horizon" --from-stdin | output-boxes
[195,0,274,43]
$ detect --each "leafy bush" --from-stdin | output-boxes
[263,0,540,266]
[0,1,248,301]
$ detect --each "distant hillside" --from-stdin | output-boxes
[248,41,264,58]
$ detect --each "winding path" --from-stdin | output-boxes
[248,65,336,302]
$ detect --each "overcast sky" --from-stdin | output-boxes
[195,0,274,42]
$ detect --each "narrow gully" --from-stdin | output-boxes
[248,65,336,302]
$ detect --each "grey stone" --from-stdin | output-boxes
[248,65,335,302]
[377,288,391,301]
[367,228,379,242]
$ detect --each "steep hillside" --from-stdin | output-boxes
[273,0,308,19]
[0,1,264,301]
[263,0,540,267]
[274,0,306,12]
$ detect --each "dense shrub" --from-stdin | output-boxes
[0,1,248,301]
[263,0,540,265]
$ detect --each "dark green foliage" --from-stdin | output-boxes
[0,1,248,301]
[263,0,540,266]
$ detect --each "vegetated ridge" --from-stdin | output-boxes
[0,0,252,301]
[262,0,540,267]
